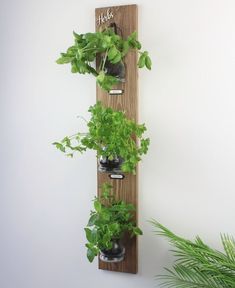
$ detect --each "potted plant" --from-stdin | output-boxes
[84,183,142,263]
[56,27,152,91]
[53,101,150,174]
[151,220,235,288]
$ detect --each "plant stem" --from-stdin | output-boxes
[101,49,109,72]
[76,115,89,123]
[82,47,98,52]
[69,132,88,139]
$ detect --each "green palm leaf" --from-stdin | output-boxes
[221,234,235,262]
[150,220,235,288]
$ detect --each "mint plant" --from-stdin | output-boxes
[84,183,142,262]
[56,28,152,91]
[53,101,150,174]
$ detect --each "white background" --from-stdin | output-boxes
[1,0,235,287]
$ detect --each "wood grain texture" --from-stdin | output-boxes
[95,4,138,274]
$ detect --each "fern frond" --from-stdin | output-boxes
[157,266,223,288]
[151,220,235,288]
[221,234,235,262]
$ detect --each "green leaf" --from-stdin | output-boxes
[94,200,102,212]
[109,223,120,233]
[73,31,83,41]
[75,61,89,74]
[133,227,143,236]
[84,228,93,242]
[128,31,137,41]
[66,153,73,158]
[96,73,119,91]
[88,214,98,226]
[138,53,146,68]
[91,229,98,243]
[96,71,105,83]
[71,62,79,73]
[121,162,133,173]
[102,35,112,48]
[87,248,95,262]
[121,41,130,56]
[135,40,142,50]
[84,32,96,41]
[86,65,98,76]
[62,136,71,146]
[127,31,141,49]
[101,182,113,199]
[110,52,121,64]
[52,142,65,153]
[145,55,152,70]
[56,56,73,64]
[140,138,150,154]
[76,49,83,60]
[101,211,110,222]
[66,46,77,55]
[85,228,97,244]
[108,46,118,61]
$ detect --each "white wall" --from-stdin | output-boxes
[1,0,235,287]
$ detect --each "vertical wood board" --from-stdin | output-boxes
[95,4,138,274]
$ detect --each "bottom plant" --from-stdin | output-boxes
[85,183,142,263]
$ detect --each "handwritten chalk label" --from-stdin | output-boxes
[97,8,114,26]
[109,174,125,180]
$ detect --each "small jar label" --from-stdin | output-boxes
[109,89,124,95]
[109,174,125,180]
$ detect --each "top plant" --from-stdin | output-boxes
[56,28,152,91]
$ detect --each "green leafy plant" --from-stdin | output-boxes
[151,220,235,288]
[53,101,150,174]
[84,183,142,262]
[56,28,152,91]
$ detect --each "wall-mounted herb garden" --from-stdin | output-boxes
[54,4,150,274]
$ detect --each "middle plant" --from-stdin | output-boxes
[53,101,150,174]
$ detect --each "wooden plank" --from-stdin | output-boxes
[95,4,138,274]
